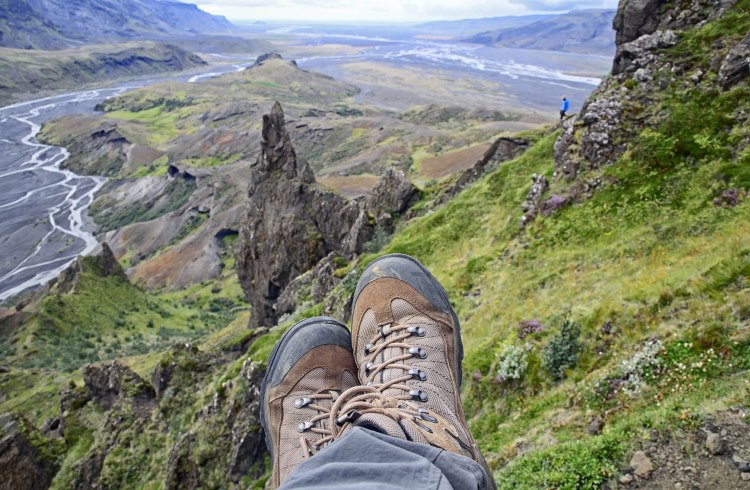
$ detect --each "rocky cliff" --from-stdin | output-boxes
[537,0,749,218]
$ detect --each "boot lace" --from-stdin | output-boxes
[330,322,457,442]
[298,322,461,451]
[293,389,341,459]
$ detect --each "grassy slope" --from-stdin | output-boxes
[343,9,750,485]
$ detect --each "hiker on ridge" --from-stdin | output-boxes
[560,96,570,120]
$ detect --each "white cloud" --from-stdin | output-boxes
[195,0,618,22]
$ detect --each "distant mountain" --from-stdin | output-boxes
[415,15,555,38]
[462,9,616,55]
[0,42,206,106]
[0,0,236,50]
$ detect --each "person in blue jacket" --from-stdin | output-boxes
[560,96,570,120]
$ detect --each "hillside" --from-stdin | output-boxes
[0,42,206,106]
[34,54,530,293]
[463,9,616,55]
[415,15,555,38]
[0,0,235,50]
[2,0,750,489]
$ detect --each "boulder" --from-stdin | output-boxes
[519,174,549,227]
[83,361,155,412]
[585,415,606,436]
[165,433,199,490]
[630,450,654,479]
[365,168,420,219]
[704,430,725,455]
[719,34,750,89]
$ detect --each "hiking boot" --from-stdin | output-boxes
[346,253,495,487]
[260,317,359,488]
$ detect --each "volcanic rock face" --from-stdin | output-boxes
[0,414,58,490]
[612,0,737,74]
[236,102,374,327]
[720,34,750,89]
[83,361,156,412]
[613,0,665,46]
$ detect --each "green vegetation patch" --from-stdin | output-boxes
[90,177,196,232]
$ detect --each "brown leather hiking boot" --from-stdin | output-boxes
[260,317,358,488]
[344,254,495,488]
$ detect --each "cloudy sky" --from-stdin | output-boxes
[194,0,619,23]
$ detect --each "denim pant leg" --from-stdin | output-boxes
[279,427,489,490]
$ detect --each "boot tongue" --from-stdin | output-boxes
[348,412,432,448]
[381,344,407,397]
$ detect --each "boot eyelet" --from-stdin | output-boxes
[409,389,428,402]
[364,343,374,354]
[336,410,361,426]
[298,421,314,433]
[364,361,374,375]
[409,347,428,359]
[294,397,312,409]
[380,325,392,337]
[407,326,427,337]
[408,368,427,381]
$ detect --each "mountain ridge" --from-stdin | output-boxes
[463,9,616,55]
[0,0,236,50]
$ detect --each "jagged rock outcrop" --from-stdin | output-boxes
[83,361,156,413]
[228,361,266,482]
[554,87,626,181]
[236,103,375,327]
[236,103,425,326]
[612,29,677,76]
[366,168,420,216]
[365,168,420,232]
[0,414,58,490]
[720,34,750,89]
[255,52,287,65]
[165,433,199,490]
[435,137,530,206]
[47,242,127,296]
[520,174,550,227]
[613,0,665,47]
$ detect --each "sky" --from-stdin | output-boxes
[193,0,619,23]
